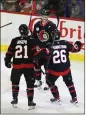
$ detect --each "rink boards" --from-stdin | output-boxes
[1,12,85,61]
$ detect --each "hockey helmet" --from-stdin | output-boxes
[41,8,50,16]
[19,24,29,36]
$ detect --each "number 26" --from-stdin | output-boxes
[53,50,67,64]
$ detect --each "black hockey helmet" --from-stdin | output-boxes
[41,8,50,16]
[19,24,29,36]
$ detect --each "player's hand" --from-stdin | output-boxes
[4,59,12,68]
[5,62,11,68]
[46,48,50,55]
[74,41,82,51]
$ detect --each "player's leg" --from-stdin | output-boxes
[46,74,61,102]
[24,68,36,109]
[34,58,48,88]
[62,70,78,104]
[34,61,42,87]
[10,69,22,106]
[43,63,49,90]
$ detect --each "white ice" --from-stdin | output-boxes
[1,52,84,114]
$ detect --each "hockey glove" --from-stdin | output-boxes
[5,61,11,68]
[74,41,82,51]
[4,58,11,68]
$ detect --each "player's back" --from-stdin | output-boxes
[7,36,35,66]
[48,40,71,72]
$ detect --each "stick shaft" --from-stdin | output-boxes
[0,22,12,28]
[28,0,33,33]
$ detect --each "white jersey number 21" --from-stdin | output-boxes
[15,45,28,58]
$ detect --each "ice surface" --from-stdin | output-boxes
[1,53,84,113]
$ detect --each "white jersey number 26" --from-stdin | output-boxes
[53,50,67,64]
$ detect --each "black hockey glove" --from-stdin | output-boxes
[5,61,11,68]
[74,41,82,51]
[4,58,11,68]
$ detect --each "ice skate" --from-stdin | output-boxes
[11,98,18,108]
[43,85,49,90]
[50,97,62,105]
[43,86,49,90]
[34,80,42,89]
[70,97,78,107]
[43,82,49,90]
[28,101,36,110]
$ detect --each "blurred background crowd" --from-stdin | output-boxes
[0,0,85,19]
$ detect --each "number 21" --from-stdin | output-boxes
[15,45,28,58]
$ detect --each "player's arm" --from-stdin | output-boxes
[31,45,50,61]
[67,41,82,52]
[4,39,15,68]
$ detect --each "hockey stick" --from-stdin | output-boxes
[41,68,45,75]
[28,0,33,33]
[28,12,32,32]
[0,22,12,28]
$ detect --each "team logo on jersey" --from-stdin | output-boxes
[39,30,49,42]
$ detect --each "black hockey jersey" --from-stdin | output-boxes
[32,20,57,48]
[5,36,49,69]
[47,40,80,76]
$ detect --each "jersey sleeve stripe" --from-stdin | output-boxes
[31,46,37,51]
[33,48,45,56]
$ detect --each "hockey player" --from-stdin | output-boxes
[45,32,82,105]
[4,24,50,109]
[32,8,60,88]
